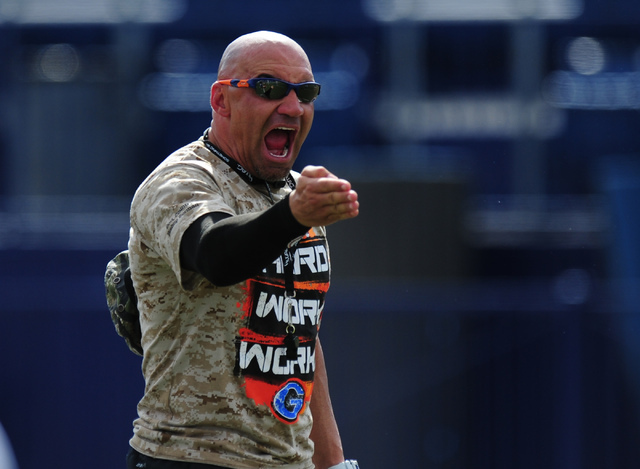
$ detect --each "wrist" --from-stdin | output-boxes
[328,461,360,469]
[283,193,312,230]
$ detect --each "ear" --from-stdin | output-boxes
[210,83,231,117]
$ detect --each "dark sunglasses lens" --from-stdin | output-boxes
[296,84,320,103]
[255,80,289,100]
[254,80,320,103]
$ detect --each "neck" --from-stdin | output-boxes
[202,129,292,189]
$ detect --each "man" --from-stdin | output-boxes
[125,31,360,469]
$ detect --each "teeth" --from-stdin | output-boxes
[269,145,289,158]
[268,127,292,158]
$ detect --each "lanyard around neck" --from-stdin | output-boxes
[202,129,296,191]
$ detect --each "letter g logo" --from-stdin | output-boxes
[272,380,306,423]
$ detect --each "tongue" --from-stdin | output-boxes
[265,129,289,155]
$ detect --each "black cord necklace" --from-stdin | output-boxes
[201,129,296,198]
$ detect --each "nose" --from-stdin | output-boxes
[277,90,305,117]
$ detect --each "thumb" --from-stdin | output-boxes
[300,165,334,179]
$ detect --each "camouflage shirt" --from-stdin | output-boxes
[128,137,329,468]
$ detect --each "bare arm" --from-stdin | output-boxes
[293,167,357,467]
[310,338,345,469]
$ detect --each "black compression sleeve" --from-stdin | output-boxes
[180,195,309,286]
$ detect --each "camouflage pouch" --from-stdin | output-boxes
[105,250,143,356]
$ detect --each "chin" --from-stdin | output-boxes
[253,162,290,182]
[259,151,298,181]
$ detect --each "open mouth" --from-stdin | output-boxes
[265,127,295,158]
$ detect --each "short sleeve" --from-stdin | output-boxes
[130,163,234,290]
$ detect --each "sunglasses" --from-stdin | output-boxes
[215,77,321,104]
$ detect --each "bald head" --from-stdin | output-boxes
[218,31,312,79]
[208,31,316,182]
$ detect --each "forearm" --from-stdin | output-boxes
[180,195,308,286]
[310,339,345,469]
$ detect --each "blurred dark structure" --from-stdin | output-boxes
[1,0,640,468]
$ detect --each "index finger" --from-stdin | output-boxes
[309,177,352,194]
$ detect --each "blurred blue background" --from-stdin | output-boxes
[2,0,640,467]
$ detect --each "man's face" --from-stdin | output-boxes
[216,42,315,182]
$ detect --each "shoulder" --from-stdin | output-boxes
[133,141,231,201]
[156,140,229,180]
